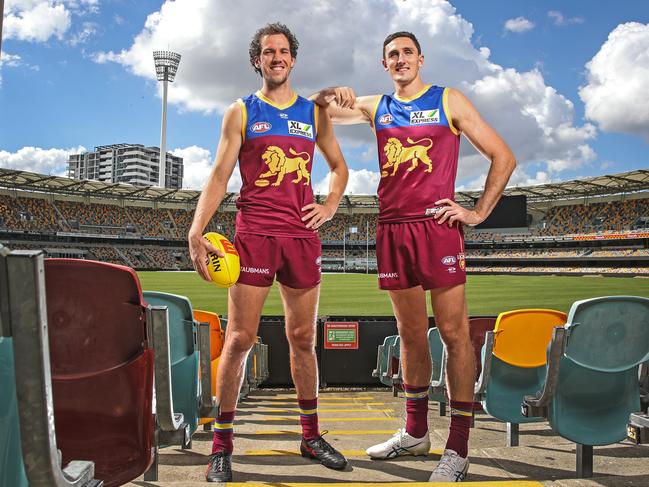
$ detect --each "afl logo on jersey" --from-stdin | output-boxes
[251,121,272,133]
[378,114,393,125]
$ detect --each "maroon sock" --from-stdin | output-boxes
[298,398,320,441]
[404,384,429,439]
[446,400,473,458]
[211,410,235,454]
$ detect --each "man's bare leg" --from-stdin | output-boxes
[428,283,474,482]
[279,282,348,470]
[366,286,433,459]
[211,283,270,456]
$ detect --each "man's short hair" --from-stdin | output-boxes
[249,22,299,76]
[382,31,421,58]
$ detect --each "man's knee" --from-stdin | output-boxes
[225,329,257,355]
[286,324,316,352]
[437,322,471,352]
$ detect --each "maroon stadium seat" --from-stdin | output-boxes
[45,259,154,487]
[469,316,497,380]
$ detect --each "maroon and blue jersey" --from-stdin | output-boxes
[372,85,460,223]
[235,91,319,238]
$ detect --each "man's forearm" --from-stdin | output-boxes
[324,167,348,210]
[189,180,228,236]
[474,154,516,220]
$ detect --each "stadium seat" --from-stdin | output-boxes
[428,327,448,416]
[142,291,201,443]
[474,309,567,446]
[45,258,154,487]
[2,250,103,487]
[522,296,649,477]
[372,335,397,389]
[469,316,497,381]
[194,310,224,430]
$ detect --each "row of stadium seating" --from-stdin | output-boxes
[374,301,649,478]
[0,249,268,487]
[2,193,648,239]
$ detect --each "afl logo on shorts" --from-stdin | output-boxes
[441,255,457,266]
[378,114,393,125]
[251,121,271,133]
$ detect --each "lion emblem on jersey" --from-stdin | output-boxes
[255,146,311,187]
[381,137,434,177]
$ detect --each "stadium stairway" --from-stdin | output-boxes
[124,389,649,487]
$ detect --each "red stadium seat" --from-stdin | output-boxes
[469,316,497,381]
[45,258,154,487]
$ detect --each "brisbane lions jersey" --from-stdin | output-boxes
[372,85,460,223]
[235,91,318,238]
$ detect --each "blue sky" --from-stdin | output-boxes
[1,0,648,194]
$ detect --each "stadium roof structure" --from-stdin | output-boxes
[1,167,648,210]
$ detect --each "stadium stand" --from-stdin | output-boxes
[0,168,648,276]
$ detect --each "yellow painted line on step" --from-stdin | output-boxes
[257,408,394,413]
[265,396,376,402]
[253,429,397,435]
[255,416,400,422]
[245,448,445,457]
[247,402,386,407]
[228,482,543,487]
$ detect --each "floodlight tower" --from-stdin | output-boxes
[153,50,181,188]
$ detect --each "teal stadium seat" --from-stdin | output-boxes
[428,327,447,416]
[143,291,201,441]
[523,296,649,477]
[372,335,399,388]
[475,309,566,445]
[0,336,28,487]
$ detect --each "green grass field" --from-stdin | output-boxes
[136,271,649,316]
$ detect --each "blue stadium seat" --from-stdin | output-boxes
[523,296,649,477]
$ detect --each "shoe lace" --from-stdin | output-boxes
[211,452,230,473]
[312,430,337,454]
[390,428,407,447]
[433,451,459,478]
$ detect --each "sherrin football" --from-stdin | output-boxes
[203,232,240,288]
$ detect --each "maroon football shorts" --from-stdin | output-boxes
[376,219,466,290]
[234,233,321,288]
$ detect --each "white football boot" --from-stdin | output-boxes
[428,449,469,482]
[365,428,430,459]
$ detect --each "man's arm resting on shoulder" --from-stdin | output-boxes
[309,87,379,125]
[301,106,349,230]
[188,102,243,280]
[435,87,517,227]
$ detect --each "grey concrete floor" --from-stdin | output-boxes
[126,389,649,486]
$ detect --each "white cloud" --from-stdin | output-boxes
[3,0,99,43]
[69,21,98,46]
[504,17,535,34]
[315,168,380,195]
[95,0,596,187]
[171,145,241,192]
[579,22,649,139]
[548,11,584,27]
[0,51,23,68]
[4,1,71,42]
[0,146,86,176]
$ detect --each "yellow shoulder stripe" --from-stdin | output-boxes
[236,98,247,142]
[443,87,460,136]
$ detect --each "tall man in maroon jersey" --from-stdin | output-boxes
[188,23,349,482]
[312,31,516,482]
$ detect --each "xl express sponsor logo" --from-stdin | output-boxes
[251,121,271,133]
[410,109,440,125]
[288,120,313,138]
